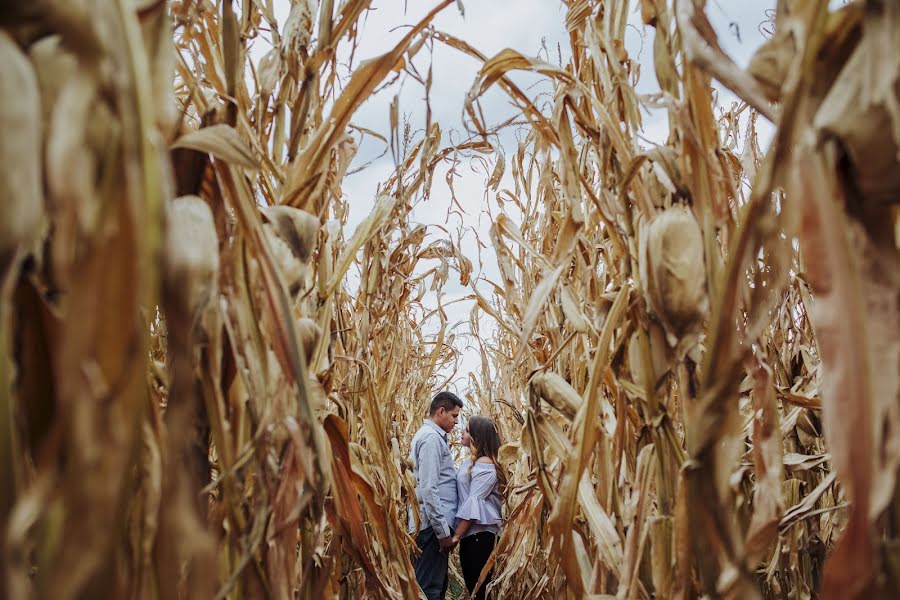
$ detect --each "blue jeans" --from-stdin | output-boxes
[414,527,449,600]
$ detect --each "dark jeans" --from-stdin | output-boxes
[414,527,449,600]
[459,531,496,600]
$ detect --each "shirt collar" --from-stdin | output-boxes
[424,419,448,443]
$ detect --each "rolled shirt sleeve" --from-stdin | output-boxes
[456,467,501,526]
[415,436,452,538]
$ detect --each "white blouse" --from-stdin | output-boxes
[455,459,503,538]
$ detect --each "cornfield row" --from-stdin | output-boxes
[0,1,897,599]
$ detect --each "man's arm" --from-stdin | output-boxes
[416,435,452,539]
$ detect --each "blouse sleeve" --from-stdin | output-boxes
[455,466,501,525]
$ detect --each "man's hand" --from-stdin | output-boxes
[438,535,457,554]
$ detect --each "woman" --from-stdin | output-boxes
[452,416,505,600]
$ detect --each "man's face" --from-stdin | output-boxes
[434,406,460,433]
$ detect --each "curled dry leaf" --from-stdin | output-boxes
[172,124,260,169]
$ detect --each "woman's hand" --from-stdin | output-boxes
[438,535,456,553]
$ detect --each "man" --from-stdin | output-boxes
[409,391,463,600]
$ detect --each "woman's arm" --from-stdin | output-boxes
[452,519,472,544]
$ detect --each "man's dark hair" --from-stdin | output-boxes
[429,391,463,416]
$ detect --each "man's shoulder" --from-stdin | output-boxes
[414,428,451,459]
[412,423,440,445]
[418,419,447,435]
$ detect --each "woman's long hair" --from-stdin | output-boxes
[466,415,507,496]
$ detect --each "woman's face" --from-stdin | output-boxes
[460,426,471,448]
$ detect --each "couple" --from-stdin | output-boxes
[408,392,505,600]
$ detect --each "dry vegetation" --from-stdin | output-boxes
[1,0,898,599]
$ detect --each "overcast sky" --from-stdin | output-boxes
[264,1,782,403]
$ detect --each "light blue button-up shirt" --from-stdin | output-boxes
[408,419,458,539]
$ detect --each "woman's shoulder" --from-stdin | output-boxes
[474,457,495,466]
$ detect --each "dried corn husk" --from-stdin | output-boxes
[264,223,306,294]
[258,47,282,96]
[814,2,900,204]
[262,205,320,263]
[262,205,320,295]
[166,195,219,315]
[0,31,43,261]
[627,322,670,390]
[560,284,591,333]
[296,317,322,363]
[29,35,76,143]
[281,0,317,78]
[530,371,582,421]
[638,206,708,346]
